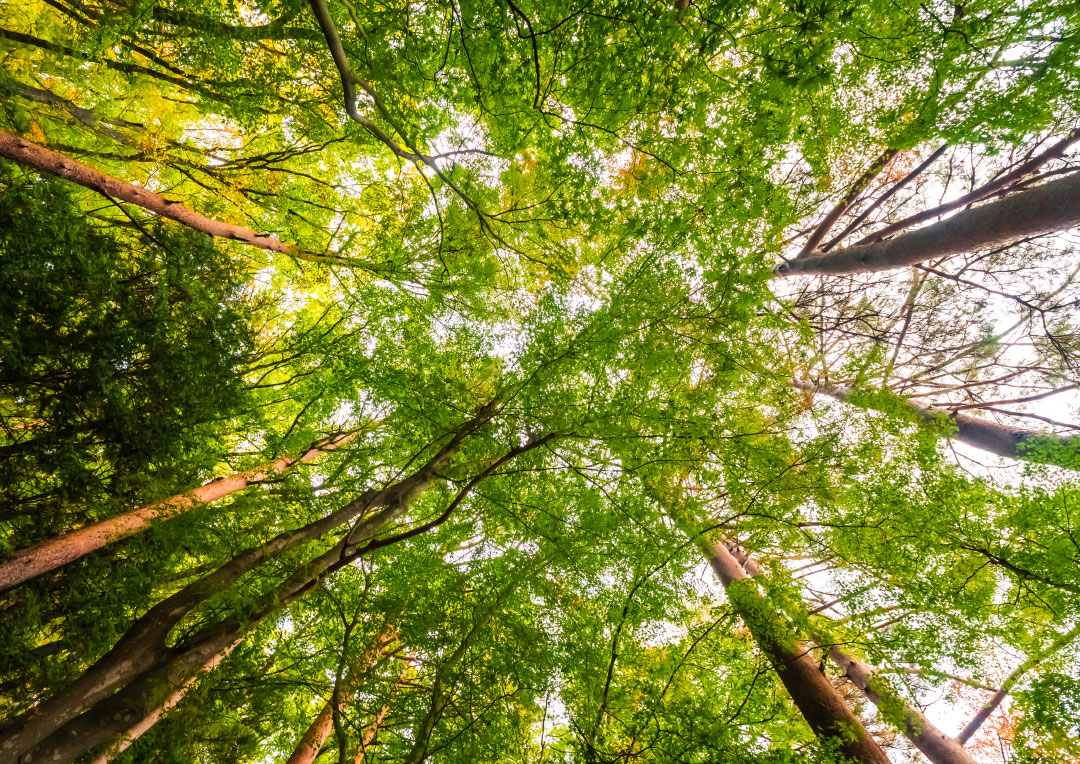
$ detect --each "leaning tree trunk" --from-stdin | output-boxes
[85,637,244,764]
[826,646,977,764]
[285,628,398,764]
[0,430,360,592]
[12,411,550,764]
[776,172,1080,275]
[726,534,979,764]
[809,382,1080,471]
[18,624,243,764]
[0,130,328,262]
[693,534,891,764]
[18,502,418,764]
[0,407,496,762]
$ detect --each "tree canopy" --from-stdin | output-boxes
[1,1,1079,762]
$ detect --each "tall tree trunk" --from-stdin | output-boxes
[85,637,244,764]
[18,520,402,764]
[776,172,1080,275]
[353,699,393,763]
[852,129,1080,246]
[809,382,1080,470]
[16,624,242,764]
[0,431,360,593]
[826,646,977,764]
[728,534,984,764]
[0,130,330,263]
[693,534,891,764]
[285,628,398,764]
[0,407,496,762]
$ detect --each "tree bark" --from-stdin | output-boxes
[85,637,244,764]
[353,700,392,763]
[0,431,360,592]
[722,536,975,764]
[854,129,1080,246]
[827,646,977,764]
[776,172,1080,275]
[16,624,242,764]
[0,130,330,263]
[285,629,398,764]
[809,382,1080,470]
[695,536,891,764]
[0,407,496,762]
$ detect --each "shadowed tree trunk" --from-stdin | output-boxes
[689,530,891,764]
[727,536,993,764]
[0,430,361,592]
[807,382,1080,471]
[826,645,977,764]
[85,637,244,764]
[776,172,1080,276]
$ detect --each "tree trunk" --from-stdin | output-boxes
[16,523,395,764]
[353,700,392,763]
[728,532,980,764]
[16,625,241,764]
[0,130,327,262]
[695,536,891,764]
[776,172,1080,275]
[810,382,1080,470]
[852,129,1080,247]
[285,629,398,764]
[957,623,1080,743]
[0,408,495,761]
[827,646,977,764]
[0,431,360,593]
[85,637,244,764]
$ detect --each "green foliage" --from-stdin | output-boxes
[0,170,254,544]
[1,0,1079,762]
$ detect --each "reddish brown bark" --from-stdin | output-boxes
[353,698,394,763]
[723,536,976,764]
[776,172,1080,275]
[0,130,327,262]
[0,431,360,593]
[286,629,397,764]
[697,536,891,764]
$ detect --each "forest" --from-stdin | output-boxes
[0,0,1079,762]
